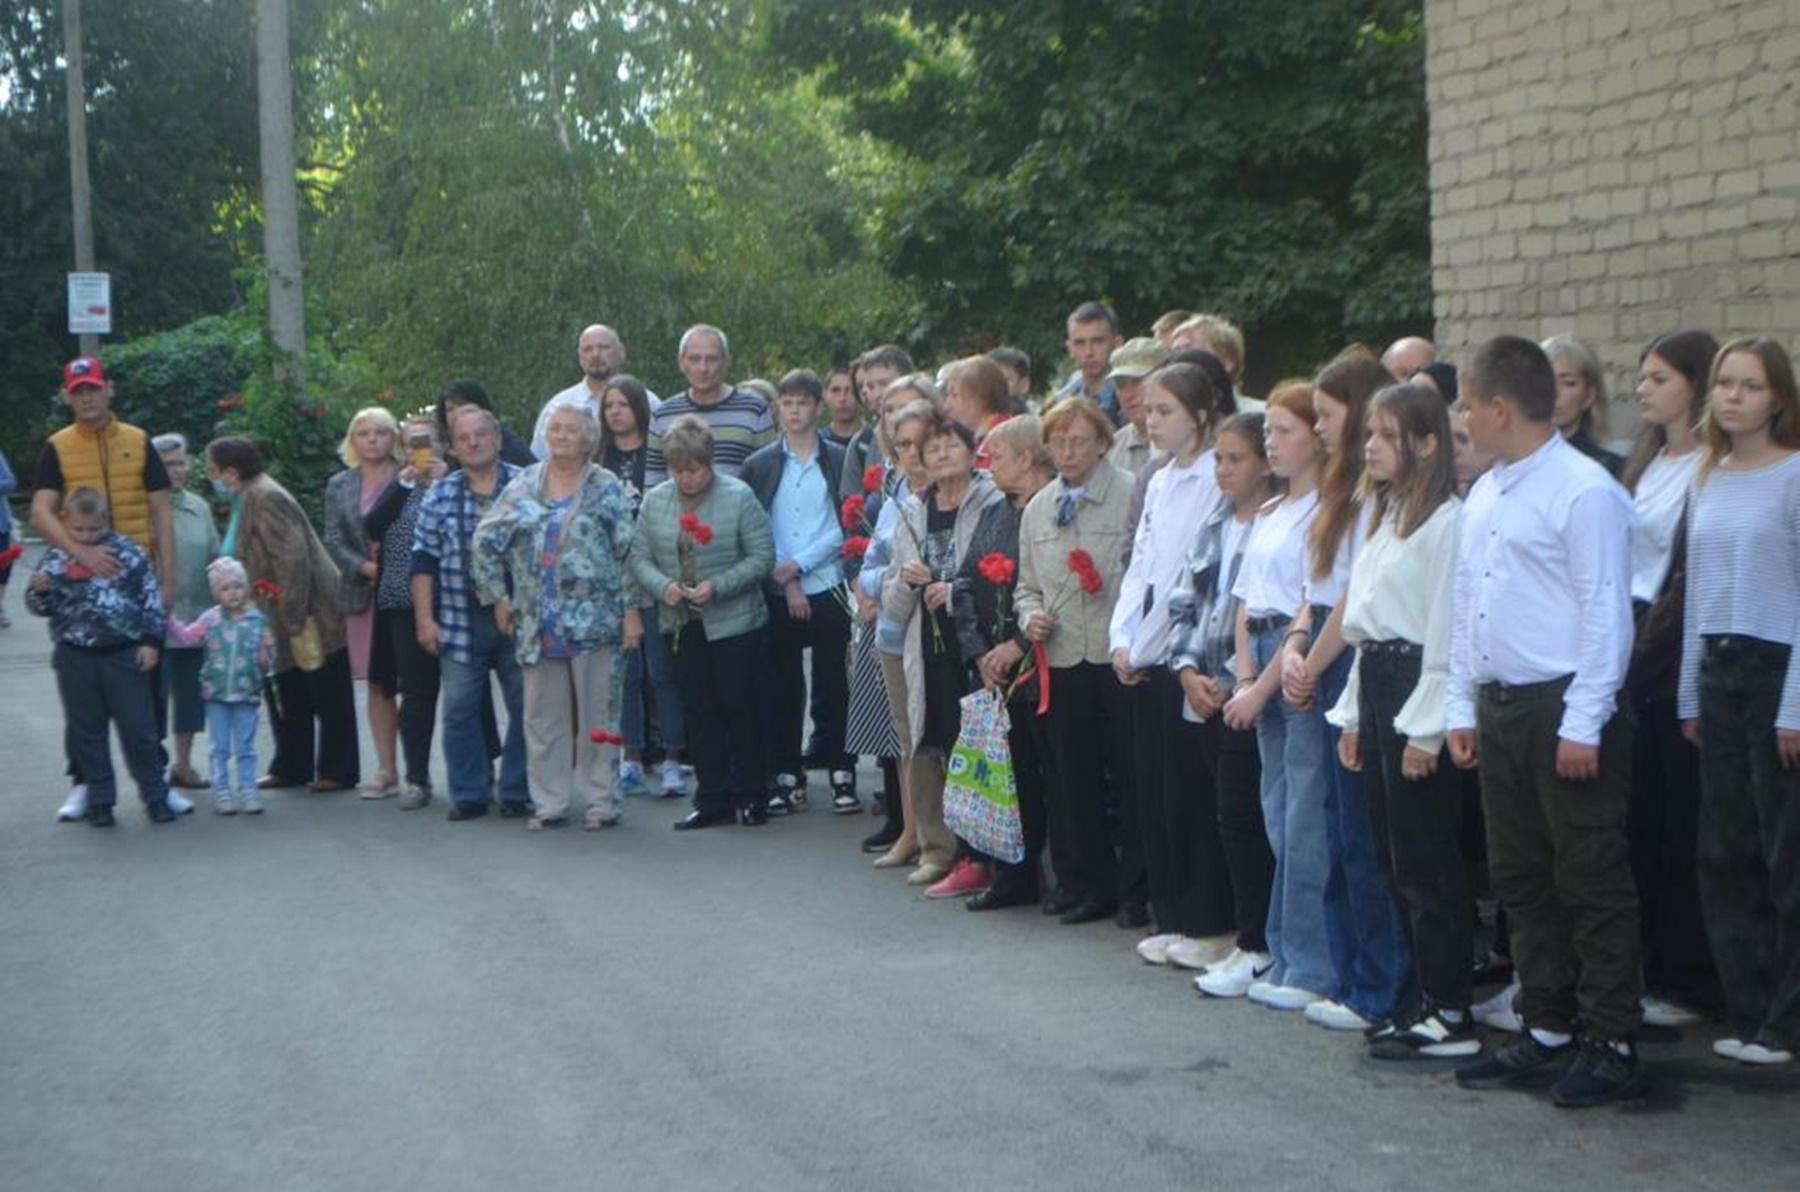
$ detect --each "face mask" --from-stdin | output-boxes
[210,478,236,501]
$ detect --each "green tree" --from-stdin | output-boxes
[770,0,1430,386]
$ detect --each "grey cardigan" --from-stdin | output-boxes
[323,467,378,615]
[627,473,776,642]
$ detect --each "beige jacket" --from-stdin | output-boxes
[1014,461,1134,668]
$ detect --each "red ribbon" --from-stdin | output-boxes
[1033,641,1051,716]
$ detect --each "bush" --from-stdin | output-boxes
[101,315,262,455]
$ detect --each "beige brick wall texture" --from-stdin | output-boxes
[1424,0,1800,437]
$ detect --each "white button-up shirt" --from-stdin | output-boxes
[1446,433,1634,744]
[1232,491,1320,619]
[1111,449,1218,667]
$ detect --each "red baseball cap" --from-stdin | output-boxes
[62,355,107,391]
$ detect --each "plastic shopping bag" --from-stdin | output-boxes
[943,687,1024,864]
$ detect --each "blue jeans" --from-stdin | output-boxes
[1251,623,1340,997]
[440,612,528,807]
[206,700,260,793]
[621,608,684,752]
[1318,649,1414,1021]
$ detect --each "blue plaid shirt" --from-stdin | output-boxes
[410,462,520,663]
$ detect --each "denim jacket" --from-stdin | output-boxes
[26,532,165,648]
[1168,494,1247,684]
[470,462,635,667]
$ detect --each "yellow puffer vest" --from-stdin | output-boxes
[49,418,154,548]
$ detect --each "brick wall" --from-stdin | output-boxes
[1424,0,1800,435]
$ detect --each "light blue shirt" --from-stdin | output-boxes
[772,439,843,596]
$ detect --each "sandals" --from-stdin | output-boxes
[526,814,569,831]
[359,773,400,800]
[168,765,208,790]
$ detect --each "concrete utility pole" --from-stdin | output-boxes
[256,0,306,382]
[62,0,98,355]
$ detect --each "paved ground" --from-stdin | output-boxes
[2,555,1797,1191]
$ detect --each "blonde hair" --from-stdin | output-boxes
[661,414,715,470]
[1040,395,1116,454]
[982,413,1052,474]
[1173,314,1246,377]
[340,406,401,468]
[1699,337,1800,484]
[64,486,109,519]
[876,398,937,461]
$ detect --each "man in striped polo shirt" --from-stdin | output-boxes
[644,325,776,488]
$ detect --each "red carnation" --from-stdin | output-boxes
[252,578,282,601]
[0,545,22,568]
[841,535,871,560]
[1067,549,1102,595]
[862,464,886,493]
[588,728,624,746]
[678,512,715,546]
[976,551,1016,585]
[840,493,867,532]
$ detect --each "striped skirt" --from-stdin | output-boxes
[843,616,900,758]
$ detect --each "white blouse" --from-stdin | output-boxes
[1232,491,1320,619]
[1111,449,1220,667]
[1629,449,1698,603]
[1326,500,1461,756]
[1301,501,1375,610]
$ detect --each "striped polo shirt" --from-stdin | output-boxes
[644,386,776,487]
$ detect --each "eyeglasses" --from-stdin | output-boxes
[1047,434,1097,451]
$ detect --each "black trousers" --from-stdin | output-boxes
[54,643,167,809]
[1044,662,1134,906]
[1477,676,1639,1039]
[673,624,766,816]
[265,647,361,787]
[1132,671,1236,938]
[1198,710,1272,952]
[383,608,441,790]
[1695,636,1800,1049]
[982,693,1051,892]
[1359,648,1472,1011]
[763,591,851,780]
[1628,691,1717,1007]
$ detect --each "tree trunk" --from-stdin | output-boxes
[256,0,305,383]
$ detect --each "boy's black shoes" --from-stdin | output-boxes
[145,801,176,824]
[1454,1033,1574,1089]
[85,805,115,828]
[1551,1040,1642,1108]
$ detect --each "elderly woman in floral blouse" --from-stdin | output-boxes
[472,403,641,831]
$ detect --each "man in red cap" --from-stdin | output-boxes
[31,356,184,820]
[30,356,174,594]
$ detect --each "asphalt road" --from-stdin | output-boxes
[1,577,1796,1192]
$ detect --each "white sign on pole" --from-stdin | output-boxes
[67,272,112,335]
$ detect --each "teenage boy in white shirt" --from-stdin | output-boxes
[1445,335,1642,1108]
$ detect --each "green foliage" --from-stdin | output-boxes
[99,315,261,455]
[770,0,1431,387]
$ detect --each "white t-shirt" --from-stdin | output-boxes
[1629,449,1699,603]
[1301,501,1375,610]
[1232,492,1320,618]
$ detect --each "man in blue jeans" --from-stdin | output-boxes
[410,406,529,819]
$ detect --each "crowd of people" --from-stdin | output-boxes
[14,302,1799,1111]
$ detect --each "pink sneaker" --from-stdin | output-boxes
[925,858,993,899]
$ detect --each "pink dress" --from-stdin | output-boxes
[344,471,385,681]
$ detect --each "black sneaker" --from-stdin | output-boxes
[1551,1039,1642,1107]
[861,824,901,852]
[1454,1033,1575,1088]
[86,805,116,828]
[496,801,532,819]
[447,802,489,821]
[1370,1009,1482,1060]
[829,770,861,815]
[738,802,769,827]
[145,801,176,824]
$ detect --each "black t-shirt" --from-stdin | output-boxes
[33,424,173,495]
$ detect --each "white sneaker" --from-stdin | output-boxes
[239,788,264,815]
[165,788,195,815]
[1305,999,1372,1031]
[1135,933,1186,965]
[212,789,238,815]
[1167,933,1238,972]
[1739,1040,1795,1065]
[1712,1037,1748,1061]
[1256,984,1326,1012]
[57,785,89,822]
[1472,979,1523,1033]
[1640,996,1704,1028]
[659,760,687,797]
[1195,949,1273,998]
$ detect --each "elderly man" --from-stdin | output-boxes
[530,324,658,459]
[1055,300,1125,424]
[1104,337,1169,479]
[32,356,187,820]
[643,324,777,487]
[411,405,530,820]
[1382,335,1437,381]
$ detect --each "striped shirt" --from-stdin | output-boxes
[1678,451,1800,728]
[644,387,776,488]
